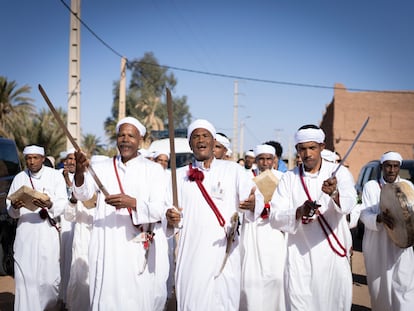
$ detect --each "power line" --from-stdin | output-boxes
[59,0,124,58]
[60,0,414,95]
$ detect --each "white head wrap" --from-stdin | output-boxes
[294,127,325,145]
[380,151,402,164]
[153,150,170,160]
[187,119,216,141]
[23,145,45,156]
[245,150,255,158]
[116,116,146,136]
[215,133,230,149]
[254,144,276,157]
[139,148,153,158]
[226,148,232,157]
[321,149,337,162]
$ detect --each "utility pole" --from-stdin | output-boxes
[118,57,127,120]
[232,81,239,160]
[239,116,250,157]
[67,0,81,149]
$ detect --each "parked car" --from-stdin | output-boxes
[0,137,22,276]
[148,137,194,168]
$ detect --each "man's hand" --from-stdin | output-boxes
[379,208,395,229]
[74,150,89,187]
[105,193,136,210]
[239,187,256,212]
[166,207,183,228]
[296,200,321,220]
[32,197,53,209]
[322,176,338,196]
[11,199,24,209]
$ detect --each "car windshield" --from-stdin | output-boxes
[0,142,21,178]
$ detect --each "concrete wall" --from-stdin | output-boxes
[320,83,414,180]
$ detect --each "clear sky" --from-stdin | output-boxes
[2,0,414,158]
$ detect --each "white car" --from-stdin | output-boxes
[148,137,193,168]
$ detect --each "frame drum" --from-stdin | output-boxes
[380,182,414,248]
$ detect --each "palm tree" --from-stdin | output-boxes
[0,76,36,138]
[82,134,106,158]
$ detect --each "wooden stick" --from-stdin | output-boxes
[166,88,178,207]
[38,84,109,197]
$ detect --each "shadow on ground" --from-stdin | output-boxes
[352,304,371,311]
[0,292,14,311]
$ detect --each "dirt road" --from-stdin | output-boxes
[0,250,371,311]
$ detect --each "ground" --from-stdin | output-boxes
[0,240,371,311]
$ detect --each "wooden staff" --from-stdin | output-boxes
[166,88,178,207]
[38,84,109,197]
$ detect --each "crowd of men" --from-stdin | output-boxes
[6,116,414,311]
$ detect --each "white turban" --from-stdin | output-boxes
[116,116,146,136]
[254,144,275,157]
[153,150,170,160]
[23,145,45,156]
[245,151,255,158]
[216,133,230,149]
[226,148,232,157]
[187,119,216,141]
[294,128,325,145]
[380,151,402,164]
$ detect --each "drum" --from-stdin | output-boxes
[253,170,279,203]
[380,181,414,248]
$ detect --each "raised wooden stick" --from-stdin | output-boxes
[38,84,109,197]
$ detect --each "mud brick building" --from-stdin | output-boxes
[320,83,414,180]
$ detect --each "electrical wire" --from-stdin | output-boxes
[59,0,414,95]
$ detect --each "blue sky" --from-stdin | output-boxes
[2,0,414,158]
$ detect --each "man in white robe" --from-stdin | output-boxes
[166,119,256,311]
[240,144,286,311]
[57,148,76,308]
[73,117,169,311]
[360,151,414,310]
[270,125,356,311]
[7,145,67,311]
[64,153,104,311]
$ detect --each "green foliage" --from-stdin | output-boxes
[105,52,192,146]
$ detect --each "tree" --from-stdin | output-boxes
[105,52,192,147]
[0,77,36,138]
[81,133,106,158]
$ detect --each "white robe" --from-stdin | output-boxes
[360,177,414,311]
[270,161,356,311]
[64,198,95,311]
[6,166,67,311]
[240,168,286,311]
[74,155,168,311]
[58,169,75,305]
[167,158,254,311]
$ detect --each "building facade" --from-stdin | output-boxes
[320,83,414,180]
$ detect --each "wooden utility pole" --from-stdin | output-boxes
[67,0,81,149]
[118,57,127,120]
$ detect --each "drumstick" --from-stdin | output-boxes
[332,117,370,177]
[38,84,109,197]
[315,117,370,205]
